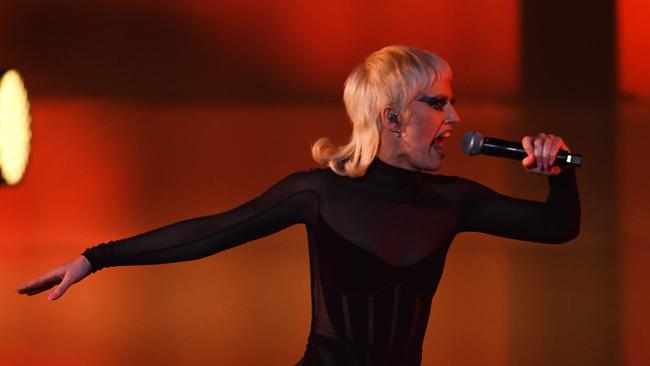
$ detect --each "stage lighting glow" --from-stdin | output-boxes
[0,69,31,185]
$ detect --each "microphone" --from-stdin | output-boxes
[461,131,582,167]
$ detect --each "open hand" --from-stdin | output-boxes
[522,133,571,176]
[17,256,93,301]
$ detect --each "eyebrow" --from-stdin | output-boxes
[420,95,456,105]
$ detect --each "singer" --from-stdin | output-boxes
[17,45,580,366]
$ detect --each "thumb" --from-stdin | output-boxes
[522,153,536,169]
[47,274,73,301]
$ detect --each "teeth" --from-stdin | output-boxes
[435,131,452,140]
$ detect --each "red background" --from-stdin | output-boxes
[1,0,648,365]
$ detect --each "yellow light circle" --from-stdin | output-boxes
[0,69,32,185]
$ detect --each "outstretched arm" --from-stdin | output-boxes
[17,171,320,300]
[457,133,581,243]
[82,172,319,270]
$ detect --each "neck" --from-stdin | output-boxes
[377,139,418,171]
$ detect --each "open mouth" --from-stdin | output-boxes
[432,131,452,156]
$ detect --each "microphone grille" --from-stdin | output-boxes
[461,131,483,156]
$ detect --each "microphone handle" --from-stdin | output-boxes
[482,137,582,167]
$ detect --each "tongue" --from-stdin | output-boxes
[433,140,444,155]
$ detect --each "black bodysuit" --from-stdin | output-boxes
[83,158,580,366]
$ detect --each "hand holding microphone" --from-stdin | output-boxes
[462,131,582,176]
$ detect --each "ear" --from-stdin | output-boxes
[380,107,401,132]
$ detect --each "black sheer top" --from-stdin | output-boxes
[83,159,580,366]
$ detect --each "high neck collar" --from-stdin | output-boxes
[365,158,428,182]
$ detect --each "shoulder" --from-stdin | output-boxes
[283,166,332,182]
[268,166,333,193]
[424,174,497,201]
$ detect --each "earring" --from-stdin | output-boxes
[393,129,401,137]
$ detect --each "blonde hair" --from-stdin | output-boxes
[312,45,452,177]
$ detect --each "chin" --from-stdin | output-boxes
[415,161,442,172]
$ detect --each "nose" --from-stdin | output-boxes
[444,104,460,124]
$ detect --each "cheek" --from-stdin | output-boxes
[409,123,437,144]
[405,111,441,146]
[405,133,433,151]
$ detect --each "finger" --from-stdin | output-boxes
[534,134,545,171]
[17,270,65,295]
[521,136,535,170]
[47,274,74,301]
[556,138,571,153]
[549,137,563,167]
[18,277,63,296]
[542,135,554,171]
[521,152,536,171]
[522,136,534,155]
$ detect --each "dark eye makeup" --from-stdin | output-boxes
[417,95,456,110]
